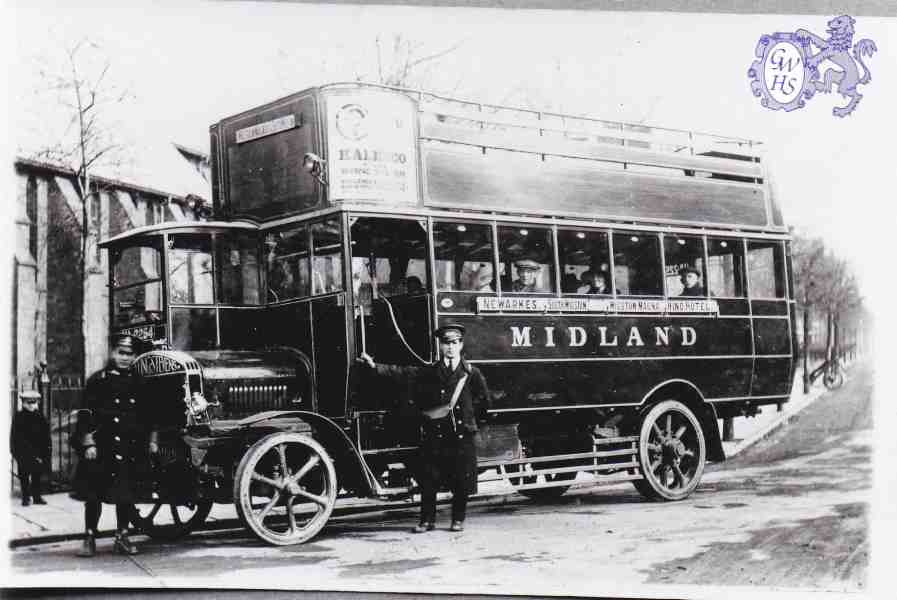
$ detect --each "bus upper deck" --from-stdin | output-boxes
[210,82,783,234]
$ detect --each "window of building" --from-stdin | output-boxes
[498,225,554,294]
[351,217,429,309]
[707,237,746,297]
[25,177,37,260]
[433,221,495,292]
[663,235,706,297]
[558,228,611,294]
[169,234,215,305]
[312,218,344,295]
[747,240,786,298]
[265,225,310,303]
[217,231,261,305]
[612,232,662,296]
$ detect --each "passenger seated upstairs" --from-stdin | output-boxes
[678,266,705,297]
[577,270,609,294]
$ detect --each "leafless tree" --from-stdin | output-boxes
[792,234,827,392]
[359,33,466,91]
[26,38,134,376]
[792,233,863,392]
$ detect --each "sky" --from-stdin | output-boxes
[7,3,895,294]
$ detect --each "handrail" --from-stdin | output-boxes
[318,81,764,150]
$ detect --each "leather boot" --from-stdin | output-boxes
[412,522,435,533]
[76,533,96,557]
[113,531,138,555]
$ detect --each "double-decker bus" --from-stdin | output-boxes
[101,82,795,545]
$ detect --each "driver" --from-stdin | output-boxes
[72,334,158,557]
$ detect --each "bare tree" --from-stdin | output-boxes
[359,33,466,91]
[792,234,827,392]
[792,233,863,392]
[26,38,133,377]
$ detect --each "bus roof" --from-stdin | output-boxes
[99,220,258,248]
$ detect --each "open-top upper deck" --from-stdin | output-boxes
[209,82,784,233]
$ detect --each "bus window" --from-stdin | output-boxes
[663,235,706,297]
[498,225,554,294]
[558,229,610,294]
[433,221,494,292]
[351,217,429,308]
[612,232,662,296]
[265,225,310,303]
[707,237,746,297]
[312,218,344,295]
[111,240,163,326]
[218,232,261,305]
[169,235,215,305]
[747,240,786,298]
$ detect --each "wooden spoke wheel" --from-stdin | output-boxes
[130,501,213,541]
[233,432,337,546]
[633,400,706,501]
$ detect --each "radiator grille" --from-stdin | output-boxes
[221,378,296,417]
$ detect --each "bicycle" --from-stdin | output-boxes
[808,357,845,390]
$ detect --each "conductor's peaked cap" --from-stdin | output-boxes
[434,324,466,340]
[111,334,136,351]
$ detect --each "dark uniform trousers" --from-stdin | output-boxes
[373,359,489,525]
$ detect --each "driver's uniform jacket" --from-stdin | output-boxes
[71,364,156,503]
[372,358,490,495]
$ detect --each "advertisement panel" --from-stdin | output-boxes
[325,89,419,204]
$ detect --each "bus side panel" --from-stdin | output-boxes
[219,307,266,349]
[311,295,349,419]
[264,302,314,396]
[477,357,753,411]
[751,357,793,396]
[450,315,752,359]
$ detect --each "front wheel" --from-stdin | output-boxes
[131,501,213,540]
[632,400,706,501]
[234,432,338,546]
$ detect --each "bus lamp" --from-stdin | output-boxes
[303,153,327,186]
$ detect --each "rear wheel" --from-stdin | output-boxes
[234,432,338,546]
[632,400,706,501]
[131,501,213,540]
[823,368,844,390]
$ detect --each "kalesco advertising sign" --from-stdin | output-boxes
[326,90,418,204]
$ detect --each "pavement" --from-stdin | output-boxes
[5,365,840,548]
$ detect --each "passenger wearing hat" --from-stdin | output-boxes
[10,390,51,506]
[358,324,490,533]
[511,258,541,292]
[72,334,158,557]
[577,269,609,295]
[679,266,705,297]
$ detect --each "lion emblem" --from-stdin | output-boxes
[749,15,876,117]
[796,15,877,117]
